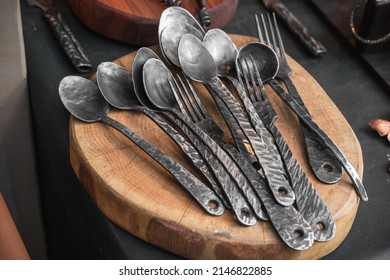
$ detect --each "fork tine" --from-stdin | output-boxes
[260,14,270,46]
[237,57,256,103]
[255,14,265,44]
[243,56,262,102]
[182,75,208,119]
[266,13,279,56]
[175,75,202,122]
[272,13,286,58]
[167,76,197,122]
[249,55,269,102]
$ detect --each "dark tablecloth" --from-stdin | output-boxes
[20,0,390,259]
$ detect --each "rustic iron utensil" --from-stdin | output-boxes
[58,75,224,215]
[256,13,342,184]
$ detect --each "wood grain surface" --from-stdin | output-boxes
[67,0,238,46]
[69,34,363,259]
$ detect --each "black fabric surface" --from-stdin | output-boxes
[20,0,390,259]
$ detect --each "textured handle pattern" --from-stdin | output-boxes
[211,77,295,206]
[283,78,342,184]
[164,112,259,225]
[101,115,225,216]
[270,79,368,201]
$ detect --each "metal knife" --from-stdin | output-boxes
[27,0,92,73]
[261,0,327,56]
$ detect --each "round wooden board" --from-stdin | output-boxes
[69,34,363,259]
[67,0,238,46]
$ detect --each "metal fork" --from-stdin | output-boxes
[172,74,269,221]
[255,13,342,184]
[237,55,336,241]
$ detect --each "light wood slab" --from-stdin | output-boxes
[69,34,363,259]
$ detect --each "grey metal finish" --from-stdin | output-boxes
[58,75,225,216]
[261,0,326,56]
[256,13,342,184]
[141,58,258,226]
[96,61,230,208]
[238,56,336,241]
[178,33,296,207]
[26,0,92,73]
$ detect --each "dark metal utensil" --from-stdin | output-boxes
[58,75,224,216]
[261,0,326,56]
[27,0,92,73]
[198,0,211,28]
[256,13,342,184]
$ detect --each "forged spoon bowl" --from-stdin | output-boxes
[204,29,336,241]
[58,75,225,216]
[237,43,368,202]
[158,6,204,39]
[160,24,204,67]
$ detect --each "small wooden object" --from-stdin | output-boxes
[69,35,363,259]
[67,0,238,46]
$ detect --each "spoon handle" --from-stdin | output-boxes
[283,78,342,184]
[137,106,230,208]
[208,77,295,207]
[100,115,225,216]
[269,79,368,201]
[164,111,262,225]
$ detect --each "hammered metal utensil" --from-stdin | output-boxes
[255,13,342,184]
[59,76,224,216]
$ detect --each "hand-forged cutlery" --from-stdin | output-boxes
[58,75,225,216]
[27,0,92,73]
[256,13,342,184]
[178,33,296,207]
[177,33,315,250]
[142,57,263,225]
[132,48,258,226]
[237,55,336,241]
[237,43,368,201]
[96,61,230,208]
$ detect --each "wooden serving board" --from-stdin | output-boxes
[69,34,363,259]
[67,0,238,46]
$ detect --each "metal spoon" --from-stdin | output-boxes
[237,43,368,202]
[131,48,260,225]
[204,29,336,241]
[158,6,204,39]
[159,25,204,67]
[96,61,229,208]
[58,75,224,216]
